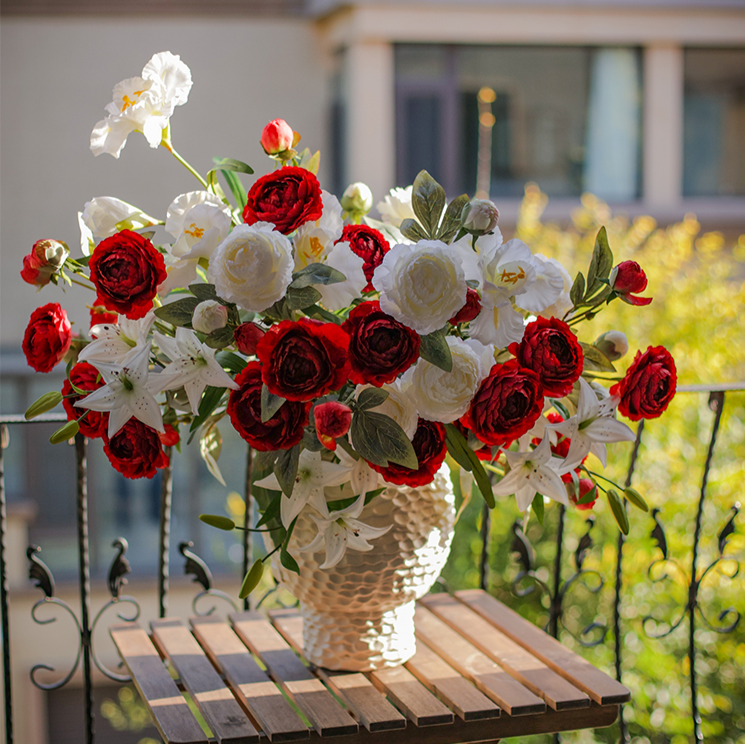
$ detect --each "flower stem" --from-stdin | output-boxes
[69,274,96,291]
[160,126,208,189]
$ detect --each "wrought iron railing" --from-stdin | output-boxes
[0,382,742,743]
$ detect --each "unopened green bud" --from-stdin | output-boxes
[49,420,79,445]
[624,487,648,512]
[606,488,629,535]
[199,514,236,531]
[25,391,63,420]
[340,182,373,216]
[239,559,264,599]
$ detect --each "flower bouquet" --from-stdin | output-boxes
[22,52,677,669]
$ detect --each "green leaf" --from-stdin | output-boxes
[239,559,264,599]
[580,342,616,373]
[253,449,279,473]
[443,423,495,508]
[576,484,598,505]
[25,391,63,420]
[189,385,225,435]
[419,330,452,373]
[411,170,446,238]
[531,494,545,525]
[356,388,389,411]
[291,263,346,288]
[189,283,218,301]
[280,546,300,574]
[261,385,286,423]
[438,194,470,242]
[274,444,300,497]
[154,297,200,327]
[255,492,281,528]
[607,488,629,535]
[350,410,418,470]
[216,351,247,375]
[624,487,649,512]
[570,271,585,307]
[399,218,429,243]
[49,420,79,445]
[200,424,226,485]
[205,325,235,350]
[220,169,248,211]
[586,226,614,296]
[199,514,235,531]
[212,157,254,175]
[305,304,344,325]
[285,286,322,310]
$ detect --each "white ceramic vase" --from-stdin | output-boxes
[269,468,456,671]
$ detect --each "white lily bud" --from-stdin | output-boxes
[340,182,373,216]
[462,198,499,235]
[595,330,629,361]
[192,300,228,334]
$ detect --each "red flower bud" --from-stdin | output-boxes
[610,261,652,306]
[158,424,180,447]
[234,322,265,356]
[449,288,482,325]
[90,305,118,328]
[21,239,69,287]
[314,401,353,451]
[260,119,295,155]
[570,478,598,511]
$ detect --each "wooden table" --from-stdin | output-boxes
[110,589,629,744]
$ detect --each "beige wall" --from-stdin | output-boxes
[0,17,330,347]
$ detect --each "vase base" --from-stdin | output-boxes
[301,600,417,671]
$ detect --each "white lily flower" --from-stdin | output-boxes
[254,450,353,529]
[493,436,568,512]
[74,343,164,438]
[336,448,382,497]
[293,191,344,269]
[533,255,573,319]
[299,494,392,569]
[469,297,526,348]
[79,313,155,369]
[549,377,635,473]
[516,254,566,314]
[150,328,238,415]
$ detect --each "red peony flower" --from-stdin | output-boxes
[569,477,598,511]
[341,301,419,386]
[90,304,118,328]
[449,288,482,325]
[460,359,544,447]
[234,322,265,356]
[610,345,677,421]
[62,362,108,439]
[510,317,583,398]
[256,318,350,402]
[22,302,73,373]
[227,362,310,451]
[103,419,170,480]
[243,166,323,235]
[314,401,353,451]
[88,229,167,320]
[261,119,294,155]
[158,424,180,447]
[337,224,390,292]
[611,260,652,306]
[369,418,447,487]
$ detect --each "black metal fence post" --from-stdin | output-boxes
[158,448,174,619]
[479,502,490,591]
[243,446,254,611]
[0,425,12,744]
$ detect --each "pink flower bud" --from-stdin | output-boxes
[260,119,294,155]
[461,199,499,235]
[234,322,265,356]
[314,401,353,451]
[610,260,652,306]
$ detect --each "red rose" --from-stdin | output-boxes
[314,401,353,451]
[610,345,677,421]
[62,362,108,439]
[234,322,265,356]
[510,317,583,398]
[158,424,180,447]
[449,288,482,325]
[257,318,350,402]
[569,478,598,511]
[341,301,419,386]
[227,362,310,451]
[337,225,390,292]
[461,359,544,447]
[261,119,294,155]
[243,166,323,235]
[90,304,118,328]
[103,419,169,480]
[89,229,167,320]
[369,418,447,488]
[22,303,73,373]
[611,261,652,306]
[21,239,68,287]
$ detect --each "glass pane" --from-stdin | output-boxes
[684,48,745,197]
[402,94,443,186]
[395,44,448,82]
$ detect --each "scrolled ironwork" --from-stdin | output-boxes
[27,544,55,598]
[179,540,238,616]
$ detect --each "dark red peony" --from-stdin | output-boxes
[227,362,311,451]
[610,345,677,421]
[256,318,350,401]
[460,359,544,447]
[22,302,73,373]
[62,362,108,439]
[337,224,390,292]
[89,229,167,320]
[510,317,583,398]
[243,166,323,235]
[103,419,170,479]
[369,418,447,487]
[234,322,266,356]
[611,260,652,306]
[449,288,482,325]
[341,301,419,386]
[314,401,353,451]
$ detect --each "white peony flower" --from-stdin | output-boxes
[409,337,494,423]
[78,197,158,255]
[376,186,415,227]
[207,223,294,313]
[90,52,192,158]
[191,300,228,334]
[355,379,419,440]
[372,240,468,335]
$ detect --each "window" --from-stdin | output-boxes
[684,48,745,197]
[395,44,642,201]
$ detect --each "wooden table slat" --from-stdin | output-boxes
[404,642,501,721]
[270,611,407,733]
[190,616,310,742]
[421,594,590,711]
[414,605,546,716]
[151,618,260,744]
[455,590,631,705]
[110,623,209,744]
[230,610,359,737]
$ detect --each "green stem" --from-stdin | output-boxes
[161,130,208,189]
[69,275,96,291]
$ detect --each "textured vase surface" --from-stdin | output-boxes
[269,468,456,671]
